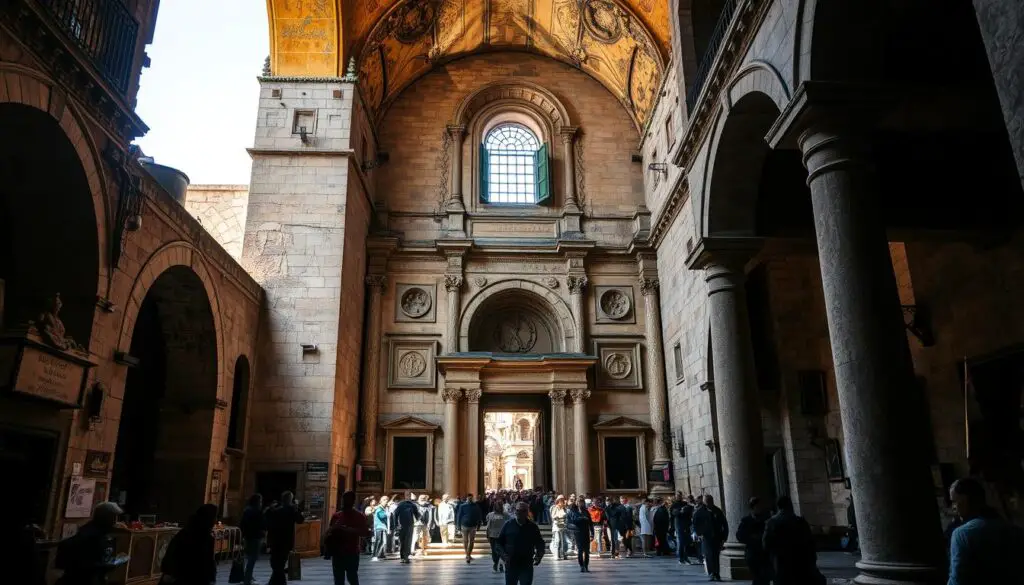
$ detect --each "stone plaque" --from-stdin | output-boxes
[593,338,643,390]
[594,285,636,323]
[387,337,439,389]
[394,283,437,323]
[0,340,91,408]
[471,220,557,239]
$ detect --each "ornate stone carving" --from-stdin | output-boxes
[604,352,632,379]
[582,0,626,44]
[437,127,452,205]
[389,0,439,44]
[544,277,559,289]
[569,388,592,404]
[493,313,538,353]
[398,351,427,378]
[473,276,488,288]
[549,389,567,404]
[365,275,387,289]
[599,289,631,320]
[567,275,589,295]
[639,278,660,296]
[444,274,464,292]
[400,287,432,318]
[464,388,483,403]
[30,293,84,352]
[442,387,463,403]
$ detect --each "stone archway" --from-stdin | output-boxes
[110,263,220,523]
[459,279,575,353]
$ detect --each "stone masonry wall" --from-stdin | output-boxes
[641,64,684,221]
[185,184,249,261]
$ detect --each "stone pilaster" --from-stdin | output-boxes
[798,122,943,584]
[639,274,670,467]
[566,275,588,353]
[569,388,591,494]
[549,389,568,492]
[360,275,387,467]
[442,387,462,495]
[445,125,467,235]
[559,125,583,236]
[464,388,482,494]
[444,274,463,353]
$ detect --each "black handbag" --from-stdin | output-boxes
[228,554,244,584]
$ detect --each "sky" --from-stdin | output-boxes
[134,0,269,185]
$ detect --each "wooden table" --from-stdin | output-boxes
[108,527,180,585]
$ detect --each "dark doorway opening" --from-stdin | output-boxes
[0,428,58,525]
[393,436,429,490]
[603,437,640,491]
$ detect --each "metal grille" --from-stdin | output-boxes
[485,124,539,204]
[685,0,739,111]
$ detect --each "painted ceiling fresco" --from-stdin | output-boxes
[266,0,666,127]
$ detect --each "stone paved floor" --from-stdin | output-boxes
[216,552,860,584]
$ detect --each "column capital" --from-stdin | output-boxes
[568,388,591,404]
[684,236,763,271]
[442,388,463,403]
[444,274,464,292]
[567,275,588,294]
[464,388,482,403]
[766,81,892,150]
[365,274,387,290]
[559,125,579,143]
[446,124,466,139]
[548,389,567,404]
[638,278,660,297]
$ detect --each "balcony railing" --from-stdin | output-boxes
[36,0,139,95]
[685,0,739,111]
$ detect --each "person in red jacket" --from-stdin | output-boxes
[326,491,372,585]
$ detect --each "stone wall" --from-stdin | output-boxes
[185,184,249,261]
[641,63,684,221]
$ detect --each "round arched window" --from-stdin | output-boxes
[481,123,549,205]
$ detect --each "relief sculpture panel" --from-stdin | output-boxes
[388,337,439,389]
[592,338,643,390]
[395,283,437,322]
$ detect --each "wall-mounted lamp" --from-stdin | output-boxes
[648,162,669,177]
[113,351,140,368]
[704,439,716,453]
[301,343,319,354]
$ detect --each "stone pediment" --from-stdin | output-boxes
[380,415,440,432]
[592,416,652,431]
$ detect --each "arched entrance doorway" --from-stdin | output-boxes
[0,102,100,527]
[111,265,218,523]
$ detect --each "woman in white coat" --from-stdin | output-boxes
[638,498,655,557]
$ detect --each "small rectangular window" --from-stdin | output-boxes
[673,342,684,383]
[391,436,428,490]
[292,110,316,135]
[604,437,640,490]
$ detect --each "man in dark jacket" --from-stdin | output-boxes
[239,494,267,585]
[495,502,546,585]
[265,491,305,585]
[673,495,695,564]
[652,499,671,556]
[762,496,820,585]
[736,496,772,585]
[55,502,123,585]
[605,499,623,558]
[392,494,420,564]
[458,493,483,563]
[692,494,728,581]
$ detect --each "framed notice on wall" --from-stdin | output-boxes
[209,469,223,502]
[84,450,111,477]
[66,476,97,518]
[306,462,329,483]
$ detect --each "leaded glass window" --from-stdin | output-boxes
[483,124,542,204]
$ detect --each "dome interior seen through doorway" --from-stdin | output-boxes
[265,0,669,127]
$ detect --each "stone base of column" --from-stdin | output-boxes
[718,544,752,581]
[853,560,943,585]
[647,461,674,495]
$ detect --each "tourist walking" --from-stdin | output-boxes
[692,494,727,581]
[370,497,389,560]
[495,502,546,585]
[572,501,594,572]
[736,497,772,585]
[325,491,372,585]
[457,491,483,563]
[549,495,567,559]
[762,496,822,585]
[437,494,456,544]
[638,498,655,557]
[265,491,305,585]
[672,494,695,564]
[160,504,218,585]
[652,498,671,556]
[392,494,420,564]
[486,502,510,572]
[239,494,267,585]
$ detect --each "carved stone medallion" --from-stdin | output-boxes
[400,287,432,318]
[544,277,559,289]
[398,351,427,378]
[392,0,439,44]
[604,352,632,380]
[474,276,488,288]
[493,313,538,353]
[582,0,624,44]
[599,289,631,320]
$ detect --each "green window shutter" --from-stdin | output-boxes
[479,144,490,203]
[534,143,550,204]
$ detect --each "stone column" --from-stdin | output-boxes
[359,275,387,466]
[442,388,462,495]
[549,389,568,492]
[560,126,580,210]
[569,388,591,494]
[465,388,482,494]
[444,274,463,353]
[566,276,588,353]
[445,125,467,235]
[799,123,943,584]
[639,277,671,466]
[700,249,768,580]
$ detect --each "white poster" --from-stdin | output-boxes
[66,477,97,518]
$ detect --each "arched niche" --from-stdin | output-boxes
[459,279,576,352]
[227,355,251,450]
[468,291,561,354]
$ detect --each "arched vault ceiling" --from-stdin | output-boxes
[266,0,666,127]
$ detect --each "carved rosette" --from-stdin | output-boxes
[464,388,483,403]
[444,274,464,292]
[544,277,559,289]
[639,277,660,296]
[365,275,387,290]
[567,275,589,295]
[569,388,591,404]
[442,388,463,403]
[548,389,567,404]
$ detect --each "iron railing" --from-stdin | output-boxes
[685,0,739,111]
[36,0,139,95]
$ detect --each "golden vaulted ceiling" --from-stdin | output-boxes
[266,0,668,127]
